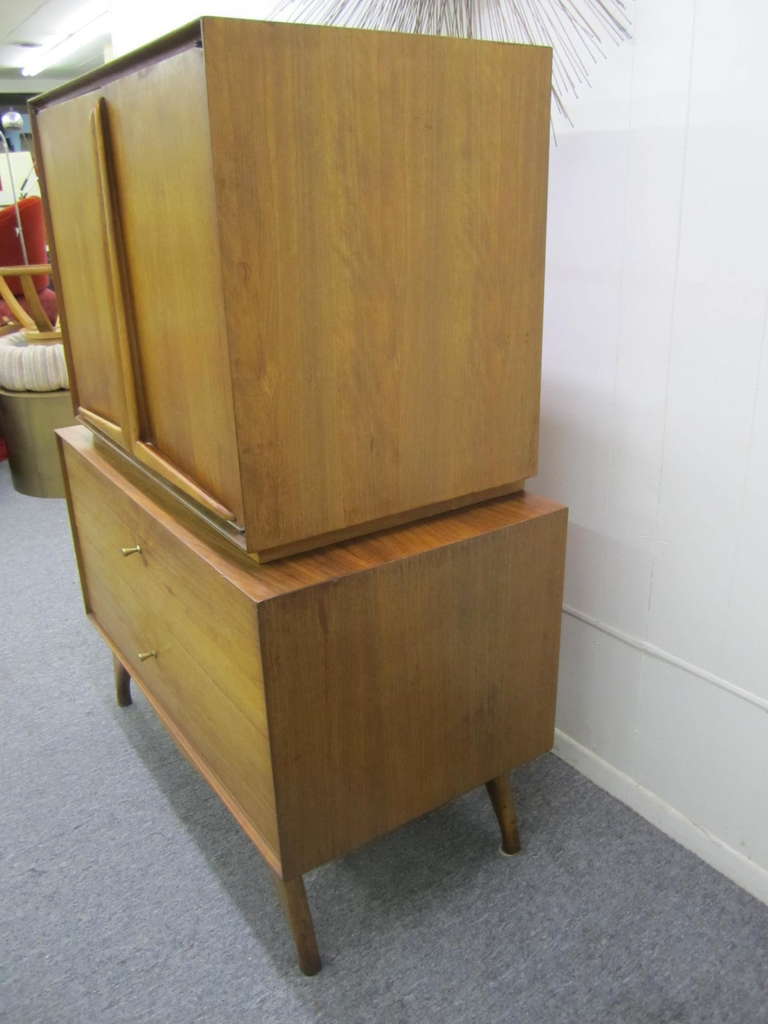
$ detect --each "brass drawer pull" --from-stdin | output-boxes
[137,650,157,661]
[121,544,142,556]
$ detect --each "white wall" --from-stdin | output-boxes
[0,152,41,205]
[535,0,768,902]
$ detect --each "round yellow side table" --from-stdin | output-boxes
[0,387,76,498]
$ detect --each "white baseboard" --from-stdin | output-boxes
[553,728,768,907]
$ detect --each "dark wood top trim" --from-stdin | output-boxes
[29,20,202,109]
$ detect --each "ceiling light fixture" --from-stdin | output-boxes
[1,111,25,132]
[21,3,111,78]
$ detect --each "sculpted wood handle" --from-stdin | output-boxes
[90,95,141,447]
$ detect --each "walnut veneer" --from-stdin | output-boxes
[33,17,552,560]
[42,18,564,975]
[58,425,566,972]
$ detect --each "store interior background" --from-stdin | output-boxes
[2,0,767,905]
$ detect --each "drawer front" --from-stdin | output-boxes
[62,443,279,861]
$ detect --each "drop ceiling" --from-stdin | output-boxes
[0,0,108,92]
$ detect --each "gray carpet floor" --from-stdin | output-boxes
[2,460,768,1024]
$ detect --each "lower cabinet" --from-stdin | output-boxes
[58,424,567,974]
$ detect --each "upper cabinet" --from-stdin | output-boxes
[32,18,552,561]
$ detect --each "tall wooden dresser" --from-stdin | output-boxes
[34,18,566,974]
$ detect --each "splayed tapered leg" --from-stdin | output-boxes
[114,655,132,707]
[485,774,521,855]
[273,872,321,975]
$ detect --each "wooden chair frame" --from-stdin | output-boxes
[0,263,61,342]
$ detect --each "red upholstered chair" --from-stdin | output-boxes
[0,197,58,327]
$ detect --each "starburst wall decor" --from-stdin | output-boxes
[271,0,632,123]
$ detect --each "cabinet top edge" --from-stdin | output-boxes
[29,19,203,110]
[29,15,552,110]
[198,16,553,55]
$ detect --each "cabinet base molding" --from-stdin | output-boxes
[253,479,529,563]
[88,424,529,562]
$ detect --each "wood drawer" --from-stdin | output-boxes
[59,425,567,884]
[57,423,568,972]
[61,442,280,863]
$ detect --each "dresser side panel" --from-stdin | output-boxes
[260,505,567,877]
[204,18,551,552]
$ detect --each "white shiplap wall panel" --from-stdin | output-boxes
[538,0,768,902]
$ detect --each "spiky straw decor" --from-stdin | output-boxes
[271,0,632,122]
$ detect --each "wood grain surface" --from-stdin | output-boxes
[36,19,551,558]
[203,17,551,552]
[260,488,567,877]
[58,424,567,883]
[102,47,242,521]
[34,39,242,525]
[59,426,564,602]
[60,431,280,864]
[34,93,132,441]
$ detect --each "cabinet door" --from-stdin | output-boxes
[35,90,139,451]
[101,47,243,526]
[36,47,243,527]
